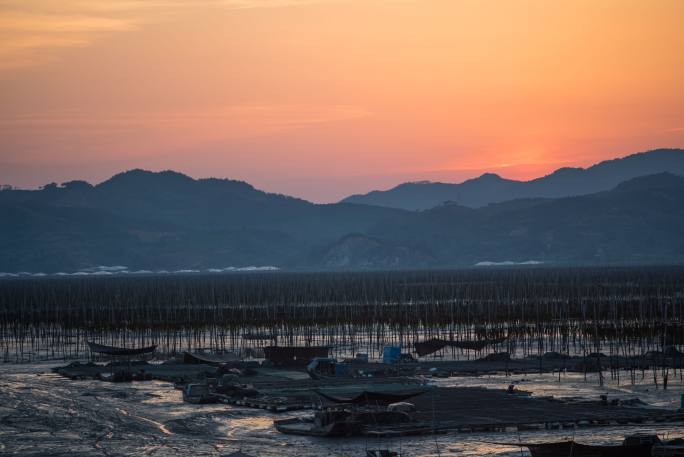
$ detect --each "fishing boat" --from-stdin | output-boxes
[214,375,259,398]
[275,402,414,437]
[274,410,363,437]
[182,383,219,404]
[182,351,239,365]
[315,384,428,405]
[263,345,329,366]
[522,433,661,457]
[87,341,157,357]
[414,336,507,357]
[307,356,368,379]
[652,438,684,456]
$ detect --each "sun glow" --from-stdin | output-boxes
[0,0,682,201]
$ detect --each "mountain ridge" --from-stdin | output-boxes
[341,148,684,210]
[1,154,684,272]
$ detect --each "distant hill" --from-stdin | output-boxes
[341,149,684,210]
[0,170,403,272]
[362,173,684,266]
[1,162,684,272]
[315,234,435,269]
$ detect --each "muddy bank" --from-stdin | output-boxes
[2,362,684,456]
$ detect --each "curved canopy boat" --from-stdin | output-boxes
[263,345,329,366]
[182,351,239,366]
[274,410,363,437]
[87,341,156,357]
[315,384,428,405]
[414,337,507,357]
[516,434,662,457]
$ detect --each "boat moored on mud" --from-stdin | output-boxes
[274,410,364,437]
[87,341,157,357]
[182,383,219,404]
[522,433,662,457]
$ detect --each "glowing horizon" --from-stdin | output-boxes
[0,0,682,202]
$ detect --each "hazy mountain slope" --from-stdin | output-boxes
[341,148,684,210]
[1,168,684,272]
[367,173,684,266]
[314,234,436,269]
[0,197,304,272]
[0,170,404,271]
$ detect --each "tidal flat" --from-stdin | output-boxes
[2,361,683,457]
[2,268,684,456]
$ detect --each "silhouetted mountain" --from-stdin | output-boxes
[0,170,403,272]
[365,173,684,266]
[341,149,684,210]
[1,166,683,272]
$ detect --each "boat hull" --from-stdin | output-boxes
[527,441,653,457]
[87,341,156,357]
[653,445,684,457]
[182,395,219,404]
[274,418,362,437]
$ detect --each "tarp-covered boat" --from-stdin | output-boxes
[263,345,329,366]
[182,351,239,365]
[652,444,684,457]
[87,341,156,357]
[525,441,654,457]
[414,337,507,357]
[182,383,219,404]
[275,406,413,437]
[274,410,363,437]
[315,386,428,405]
[499,434,662,457]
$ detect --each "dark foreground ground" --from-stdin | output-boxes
[2,362,683,457]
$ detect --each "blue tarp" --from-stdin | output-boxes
[383,346,401,364]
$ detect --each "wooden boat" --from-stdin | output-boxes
[524,434,661,457]
[274,410,363,437]
[307,357,339,379]
[652,439,684,457]
[525,441,650,457]
[98,370,133,382]
[214,375,259,398]
[182,383,219,404]
[414,336,507,357]
[182,351,239,366]
[315,385,428,405]
[87,341,156,357]
[263,345,329,366]
[275,403,413,437]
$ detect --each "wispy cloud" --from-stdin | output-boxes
[214,0,345,8]
[0,12,134,33]
[0,104,370,151]
[0,6,139,70]
[0,104,368,126]
[0,0,349,71]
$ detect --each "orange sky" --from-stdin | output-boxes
[0,0,682,202]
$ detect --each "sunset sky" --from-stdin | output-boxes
[0,0,682,202]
